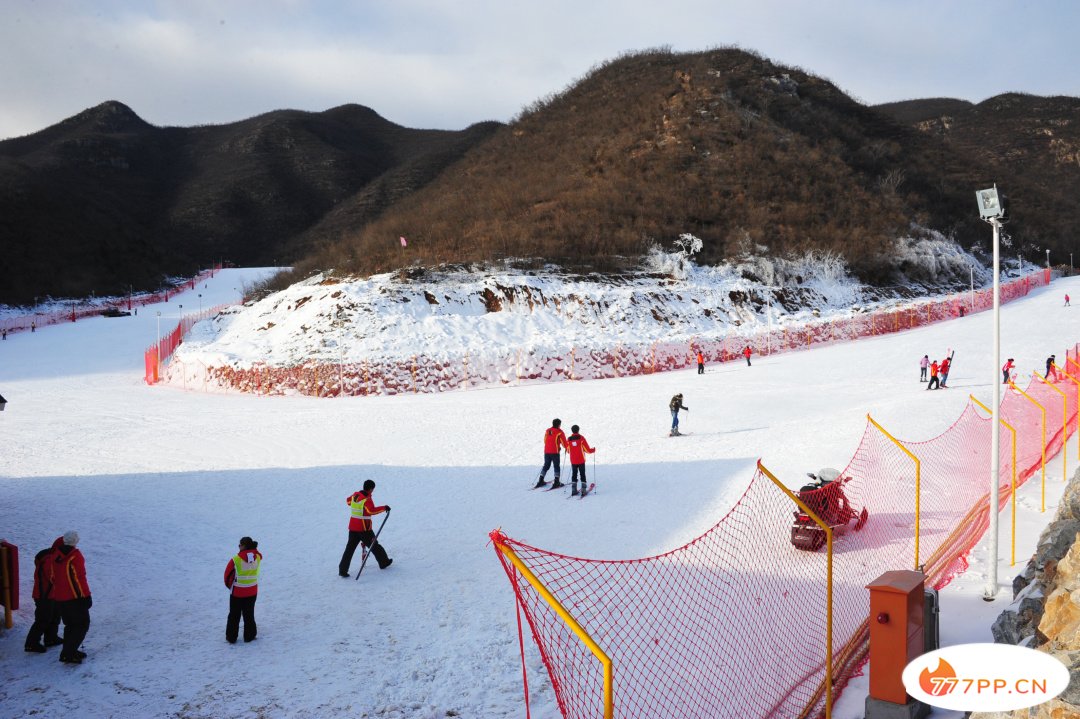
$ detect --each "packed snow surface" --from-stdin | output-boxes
[0,267,1074,718]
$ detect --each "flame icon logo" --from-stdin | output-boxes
[919,658,958,696]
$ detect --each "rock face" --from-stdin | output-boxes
[973,470,1080,719]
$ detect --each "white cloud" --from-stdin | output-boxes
[1,0,1077,139]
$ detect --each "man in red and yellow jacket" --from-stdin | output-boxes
[338,479,392,577]
[566,424,597,496]
[50,531,91,664]
[24,536,64,653]
[224,536,262,643]
[534,418,568,489]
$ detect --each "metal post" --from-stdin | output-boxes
[970,266,975,310]
[986,217,1001,601]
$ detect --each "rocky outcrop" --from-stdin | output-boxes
[973,470,1080,718]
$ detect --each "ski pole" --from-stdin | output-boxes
[355,509,391,581]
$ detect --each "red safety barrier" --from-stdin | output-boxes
[3,266,221,337]
[194,272,1048,397]
[489,352,1076,719]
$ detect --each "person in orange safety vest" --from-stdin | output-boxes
[224,536,262,644]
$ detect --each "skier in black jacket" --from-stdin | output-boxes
[669,393,689,436]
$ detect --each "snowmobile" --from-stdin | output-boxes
[790,468,869,551]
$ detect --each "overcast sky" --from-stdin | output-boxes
[2,0,1076,140]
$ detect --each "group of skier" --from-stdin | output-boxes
[533,418,597,496]
[920,351,954,390]
[919,352,1066,389]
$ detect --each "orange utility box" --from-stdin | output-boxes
[866,570,925,704]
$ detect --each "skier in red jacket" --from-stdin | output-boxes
[339,479,392,576]
[534,419,568,489]
[1003,358,1015,384]
[743,345,752,366]
[566,425,597,496]
[224,537,262,643]
[50,531,91,664]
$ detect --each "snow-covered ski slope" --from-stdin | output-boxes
[0,268,1076,718]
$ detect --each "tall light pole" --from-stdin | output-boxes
[977,184,1004,601]
[1047,249,1051,270]
[156,310,162,370]
[970,265,975,311]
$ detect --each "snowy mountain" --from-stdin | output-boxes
[0,266,1072,719]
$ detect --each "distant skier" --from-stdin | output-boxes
[1003,358,1015,385]
[926,360,940,390]
[1046,355,1059,382]
[670,393,689,436]
[1066,294,1071,307]
[338,480,392,576]
[697,351,705,374]
[224,536,261,644]
[534,419,568,489]
[743,345,752,366]
[566,425,596,496]
[919,355,929,382]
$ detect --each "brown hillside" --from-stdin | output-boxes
[876,93,1080,260]
[295,48,1004,286]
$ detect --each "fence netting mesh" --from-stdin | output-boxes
[492,357,1078,719]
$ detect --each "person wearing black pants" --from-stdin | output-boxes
[50,531,91,664]
[25,540,64,653]
[339,480,393,576]
[224,537,262,644]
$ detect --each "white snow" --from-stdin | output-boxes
[0,266,1075,718]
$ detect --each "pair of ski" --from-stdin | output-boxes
[532,482,595,498]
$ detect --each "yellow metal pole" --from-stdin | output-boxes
[1037,371,1068,486]
[496,544,614,719]
[867,415,922,569]
[758,462,832,719]
[1010,381,1047,510]
[971,396,1021,561]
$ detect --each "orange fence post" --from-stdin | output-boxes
[868,415,922,569]
[971,395,1021,558]
[1010,381,1047,510]
[1038,371,1068,487]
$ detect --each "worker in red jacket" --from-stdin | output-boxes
[25,536,64,653]
[1003,358,1015,384]
[743,345,752,366]
[50,531,91,664]
[697,351,705,374]
[534,418,568,489]
[224,536,262,643]
[338,479,392,576]
[566,425,597,496]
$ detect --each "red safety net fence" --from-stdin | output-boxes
[194,272,1048,397]
[3,266,221,337]
[143,303,230,385]
[490,346,1077,719]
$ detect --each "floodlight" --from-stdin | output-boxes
[976,185,1003,219]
